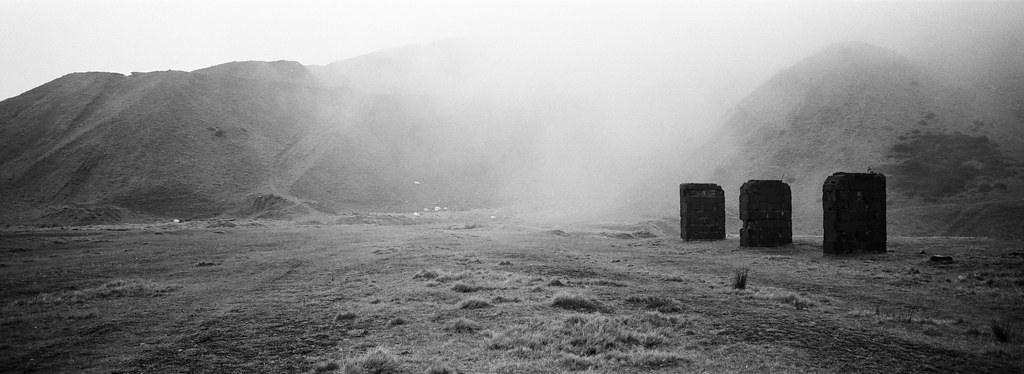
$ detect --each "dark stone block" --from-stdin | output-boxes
[739,180,792,247]
[680,183,725,241]
[822,172,886,254]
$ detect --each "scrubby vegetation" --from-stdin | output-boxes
[482,312,692,370]
[8,279,178,306]
[886,131,1014,197]
[733,268,749,290]
[551,293,610,313]
[2,223,1020,373]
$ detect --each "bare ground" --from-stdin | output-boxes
[1,212,1021,373]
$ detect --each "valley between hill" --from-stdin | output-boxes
[1,215,1021,373]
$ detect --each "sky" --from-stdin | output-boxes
[2,0,1023,102]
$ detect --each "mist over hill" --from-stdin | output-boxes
[0,54,536,224]
[2,38,1024,238]
[689,42,1024,238]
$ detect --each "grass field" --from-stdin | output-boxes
[1,212,1022,373]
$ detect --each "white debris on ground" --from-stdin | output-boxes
[490,215,496,219]
[434,206,441,211]
[413,212,421,217]
[423,208,430,212]
[413,181,421,185]
[172,219,180,224]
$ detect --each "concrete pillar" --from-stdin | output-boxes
[739,180,792,247]
[822,172,886,254]
[680,183,725,241]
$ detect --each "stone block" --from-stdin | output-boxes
[739,180,792,247]
[680,183,725,241]
[822,172,886,254]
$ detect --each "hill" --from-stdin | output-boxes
[4,40,1024,237]
[692,42,1024,237]
[0,57,525,225]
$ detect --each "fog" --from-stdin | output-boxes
[334,1,1024,220]
[2,1,1022,219]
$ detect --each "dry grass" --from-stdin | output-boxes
[415,269,473,283]
[445,317,481,333]
[733,268,749,290]
[314,361,340,372]
[991,321,1012,343]
[339,347,405,374]
[2,223,1020,373]
[9,279,178,306]
[604,348,692,369]
[551,293,609,313]
[483,312,691,370]
[459,298,491,309]
[845,307,960,326]
[387,317,407,326]
[624,295,683,313]
[450,282,480,293]
[335,312,358,322]
[750,289,816,310]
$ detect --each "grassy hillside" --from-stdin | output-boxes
[0,57,525,225]
[689,42,1024,238]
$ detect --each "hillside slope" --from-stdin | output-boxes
[693,42,1024,237]
[0,59,519,225]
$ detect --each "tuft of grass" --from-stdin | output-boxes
[12,279,178,306]
[450,282,480,293]
[991,321,1011,342]
[663,275,685,282]
[342,347,405,374]
[484,321,552,351]
[414,269,440,280]
[556,353,598,371]
[388,317,407,327]
[335,312,358,322]
[551,293,608,313]
[846,308,960,326]
[548,279,566,287]
[415,269,472,283]
[459,298,492,309]
[314,360,340,372]
[605,348,691,369]
[445,317,481,333]
[498,260,513,266]
[625,295,683,313]
[485,313,688,364]
[437,271,472,283]
[490,296,520,304]
[558,314,670,356]
[732,268,749,290]
[749,289,816,310]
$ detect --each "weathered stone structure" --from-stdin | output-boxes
[679,183,725,241]
[739,180,792,247]
[822,172,886,254]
